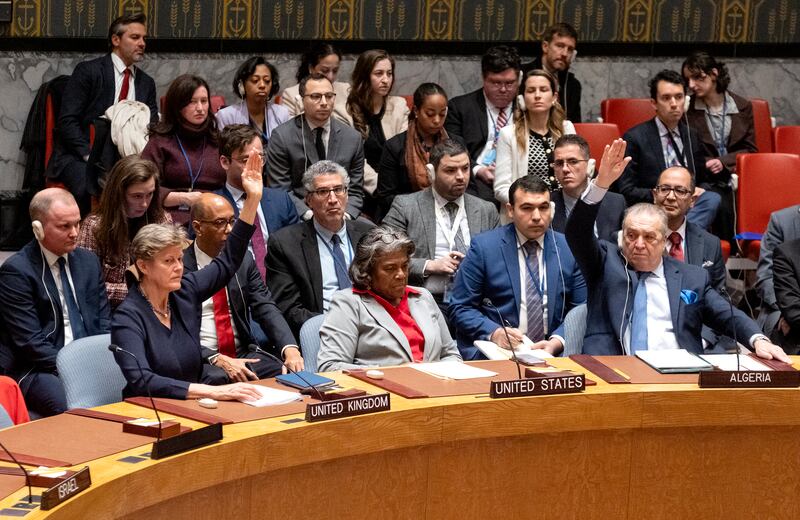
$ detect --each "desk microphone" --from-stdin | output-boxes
[718,288,741,371]
[0,439,31,504]
[108,344,164,440]
[482,298,522,379]
[247,344,326,401]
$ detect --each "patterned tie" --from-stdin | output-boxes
[330,234,351,289]
[211,289,237,358]
[668,232,684,262]
[243,193,268,280]
[496,107,508,135]
[118,68,131,102]
[523,240,545,342]
[57,257,86,340]
[444,201,467,254]
[631,272,650,353]
[314,127,326,160]
[665,131,680,167]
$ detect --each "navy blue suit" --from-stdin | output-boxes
[0,242,110,415]
[565,196,760,355]
[111,220,254,399]
[551,189,625,242]
[448,224,587,360]
[215,186,299,235]
[48,54,158,214]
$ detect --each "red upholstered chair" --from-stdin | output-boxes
[45,93,56,169]
[773,126,800,155]
[403,95,414,111]
[600,98,653,135]
[750,98,773,153]
[736,153,800,259]
[573,123,621,170]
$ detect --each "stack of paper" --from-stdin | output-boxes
[699,354,773,372]
[473,340,554,361]
[409,361,498,380]
[239,386,303,407]
[635,349,714,373]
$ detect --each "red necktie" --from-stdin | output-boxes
[211,289,236,357]
[251,214,268,281]
[118,68,131,102]
[496,107,508,133]
[668,232,684,262]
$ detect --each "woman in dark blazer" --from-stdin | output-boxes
[111,153,265,401]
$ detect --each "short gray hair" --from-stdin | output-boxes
[29,188,76,222]
[622,203,669,238]
[301,160,350,193]
[349,226,415,290]
[131,224,190,262]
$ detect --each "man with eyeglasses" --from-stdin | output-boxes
[267,161,374,335]
[550,134,624,240]
[215,125,298,279]
[267,73,365,221]
[445,45,521,204]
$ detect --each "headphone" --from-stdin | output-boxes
[32,220,45,241]
[425,163,435,183]
[517,94,526,113]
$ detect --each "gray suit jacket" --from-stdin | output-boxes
[266,115,365,219]
[317,287,462,372]
[382,188,499,295]
[757,205,800,332]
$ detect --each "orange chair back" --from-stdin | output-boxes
[736,153,800,235]
[573,123,621,170]
[600,98,653,135]
[773,126,800,155]
[750,98,773,153]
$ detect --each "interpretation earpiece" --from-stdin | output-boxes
[517,94,526,112]
[32,220,44,241]
[617,231,624,249]
[425,163,435,182]
[237,81,245,99]
[549,201,556,220]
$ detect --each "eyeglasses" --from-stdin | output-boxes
[231,152,266,164]
[309,186,348,198]
[198,217,236,228]
[303,93,336,103]
[486,80,517,91]
[551,158,589,169]
[654,185,693,198]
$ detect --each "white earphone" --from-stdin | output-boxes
[425,163,435,183]
[517,94,526,112]
[32,220,45,241]
[549,200,556,220]
[237,81,245,99]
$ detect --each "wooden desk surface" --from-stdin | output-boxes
[3,357,800,519]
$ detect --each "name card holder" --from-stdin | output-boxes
[301,387,367,401]
[305,393,390,423]
[40,467,91,511]
[490,372,586,399]
[150,423,223,460]
[699,370,800,388]
[122,418,182,439]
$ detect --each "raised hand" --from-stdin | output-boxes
[595,138,632,189]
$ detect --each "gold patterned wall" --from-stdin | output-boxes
[2,0,797,43]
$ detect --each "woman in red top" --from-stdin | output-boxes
[317,227,462,372]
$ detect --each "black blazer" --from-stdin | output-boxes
[772,239,800,352]
[445,88,496,202]
[551,189,625,242]
[613,118,711,206]
[266,219,374,335]
[0,242,110,375]
[183,245,297,361]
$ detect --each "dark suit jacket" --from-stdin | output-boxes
[773,239,800,352]
[183,245,297,361]
[215,186,299,234]
[445,88,497,202]
[565,196,760,355]
[686,91,757,171]
[382,188,500,293]
[266,115,365,219]
[448,224,587,360]
[614,118,711,206]
[0,242,110,375]
[266,219,374,335]
[521,56,582,123]
[551,190,625,242]
[49,54,158,180]
[684,221,726,293]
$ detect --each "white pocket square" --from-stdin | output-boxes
[702,260,714,268]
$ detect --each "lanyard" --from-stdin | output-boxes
[487,105,507,144]
[175,135,206,191]
[435,201,467,252]
[316,230,354,272]
[665,129,686,168]
[707,97,728,157]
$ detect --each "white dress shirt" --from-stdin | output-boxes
[110,53,136,102]
[314,220,353,311]
[474,95,511,172]
[305,116,331,152]
[431,189,471,258]
[41,246,78,345]
[196,244,240,351]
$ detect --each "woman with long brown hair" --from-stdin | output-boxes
[77,155,170,309]
[494,69,575,212]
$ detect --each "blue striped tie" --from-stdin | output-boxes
[57,257,87,340]
[630,272,650,353]
[524,240,545,342]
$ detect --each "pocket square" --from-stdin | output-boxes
[702,260,714,268]
[680,289,698,304]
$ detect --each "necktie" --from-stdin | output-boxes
[523,240,545,342]
[314,127,326,160]
[57,257,86,340]
[496,107,508,135]
[243,194,268,280]
[211,289,237,357]
[668,232,684,262]
[118,68,131,102]
[631,272,650,353]
[665,131,680,167]
[330,234,351,289]
[444,201,467,254]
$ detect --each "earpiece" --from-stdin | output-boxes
[617,231,624,249]
[32,220,44,241]
[517,94,527,112]
[237,81,245,99]
[425,163,435,182]
[549,201,556,220]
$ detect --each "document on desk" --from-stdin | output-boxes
[240,386,303,407]
[635,349,714,373]
[473,340,554,361]
[409,361,498,380]
[699,354,773,372]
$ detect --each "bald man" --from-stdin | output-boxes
[0,188,110,416]
[186,194,303,382]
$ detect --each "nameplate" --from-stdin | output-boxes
[490,374,586,399]
[40,467,91,511]
[122,418,182,439]
[151,422,223,460]
[305,393,390,423]
[699,370,800,388]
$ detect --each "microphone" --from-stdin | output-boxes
[718,288,741,371]
[0,439,31,504]
[482,298,522,379]
[109,344,164,440]
[247,344,326,401]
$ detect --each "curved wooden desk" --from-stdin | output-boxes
[6,358,800,519]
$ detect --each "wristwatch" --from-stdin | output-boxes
[208,353,220,365]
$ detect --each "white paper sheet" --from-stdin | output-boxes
[700,354,773,371]
[635,349,713,370]
[473,340,554,361]
[408,361,498,380]
[239,385,302,407]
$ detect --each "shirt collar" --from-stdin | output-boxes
[514,228,545,251]
[654,116,679,137]
[110,52,135,78]
[432,188,464,210]
[194,242,214,269]
[40,244,64,268]
[693,92,739,115]
[225,182,245,203]
[482,92,509,115]
[313,219,346,242]
[305,116,331,132]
